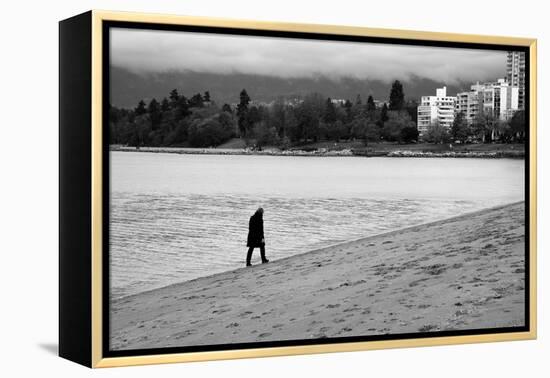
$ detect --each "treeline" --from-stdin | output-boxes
[425,109,526,144]
[109,81,419,148]
[109,80,526,148]
[109,89,236,148]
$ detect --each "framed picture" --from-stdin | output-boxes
[59,10,537,368]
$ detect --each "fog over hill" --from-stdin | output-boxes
[110,67,472,109]
[110,28,507,108]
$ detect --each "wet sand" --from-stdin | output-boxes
[110,202,525,350]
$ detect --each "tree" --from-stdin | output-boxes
[350,116,365,139]
[400,126,419,143]
[222,103,232,113]
[217,111,237,139]
[323,98,337,124]
[326,120,347,142]
[350,116,379,145]
[189,93,204,108]
[134,100,147,116]
[132,114,152,147]
[472,111,496,142]
[381,111,416,142]
[160,97,170,112]
[109,111,133,145]
[174,96,190,120]
[269,98,287,138]
[253,121,280,148]
[283,107,299,143]
[147,98,162,130]
[163,118,189,146]
[343,99,353,124]
[494,119,511,142]
[423,121,450,144]
[204,91,211,102]
[188,115,233,147]
[389,80,405,111]
[405,100,418,124]
[169,89,179,107]
[378,103,389,127]
[451,111,469,143]
[108,104,119,124]
[364,122,380,144]
[295,92,325,142]
[236,89,251,137]
[355,94,362,105]
[509,110,525,142]
[248,105,264,127]
[366,95,376,114]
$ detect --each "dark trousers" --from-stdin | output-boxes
[246,246,267,264]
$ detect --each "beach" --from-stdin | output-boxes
[110,202,525,351]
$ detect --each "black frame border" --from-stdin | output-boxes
[101,20,531,359]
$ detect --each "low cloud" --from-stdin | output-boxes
[111,28,507,84]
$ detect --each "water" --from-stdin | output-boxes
[109,152,524,299]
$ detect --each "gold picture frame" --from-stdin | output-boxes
[59,9,537,368]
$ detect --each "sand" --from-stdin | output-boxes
[110,202,526,350]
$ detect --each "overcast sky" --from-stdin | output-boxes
[110,28,508,84]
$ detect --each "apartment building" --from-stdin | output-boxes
[456,79,519,124]
[506,51,525,110]
[417,86,456,135]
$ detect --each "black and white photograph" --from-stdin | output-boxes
[106,25,528,352]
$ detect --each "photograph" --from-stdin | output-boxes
[106,25,528,352]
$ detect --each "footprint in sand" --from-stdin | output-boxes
[343,305,360,313]
[418,324,438,332]
[174,330,194,339]
[258,332,272,338]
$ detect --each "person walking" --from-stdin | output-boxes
[246,207,269,266]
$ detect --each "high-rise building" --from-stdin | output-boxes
[456,79,519,124]
[417,86,456,135]
[506,51,525,110]
[456,89,483,125]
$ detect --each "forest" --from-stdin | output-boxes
[109,80,525,149]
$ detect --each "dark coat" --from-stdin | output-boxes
[247,212,264,247]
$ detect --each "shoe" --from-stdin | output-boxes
[246,263,252,267]
[262,259,269,264]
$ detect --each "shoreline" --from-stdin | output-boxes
[110,145,525,159]
[110,202,526,350]
[113,201,524,303]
